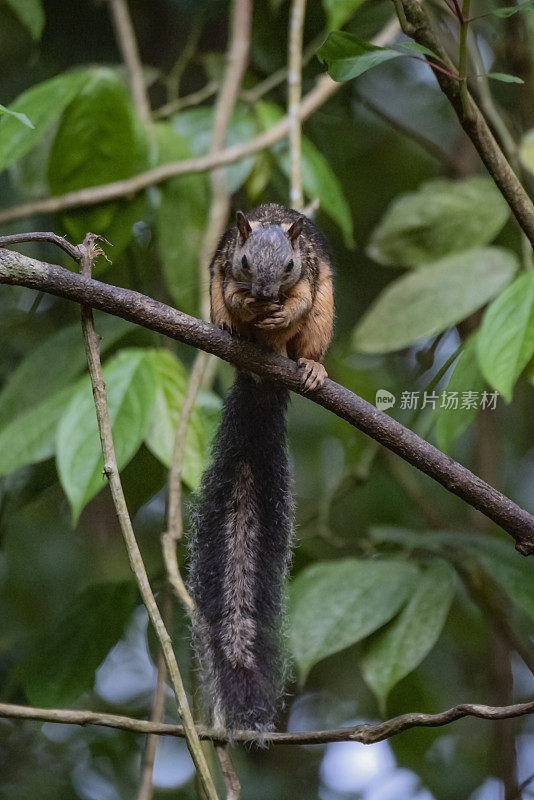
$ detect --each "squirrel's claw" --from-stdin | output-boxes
[255,307,287,328]
[298,358,327,392]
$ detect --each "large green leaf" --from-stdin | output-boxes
[171,105,256,194]
[476,272,534,401]
[367,178,510,268]
[153,122,208,314]
[474,539,534,621]
[47,68,149,259]
[256,101,354,247]
[317,32,404,82]
[0,70,89,172]
[361,561,456,708]
[434,334,487,453]
[353,247,518,354]
[289,558,419,683]
[322,0,366,30]
[56,348,156,523]
[0,314,132,427]
[144,349,212,491]
[20,582,138,706]
[3,0,44,39]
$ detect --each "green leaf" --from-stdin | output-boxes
[20,582,138,706]
[361,562,456,708]
[0,384,79,477]
[353,247,518,354]
[3,0,45,40]
[56,349,156,523]
[490,1,534,17]
[367,177,510,268]
[396,41,441,60]
[474,539,534,622]
[153,122,208,313]
[0,103,33,129]
[144,349,213,491]
[171,105,256,194]
[485,72,524,84]
[0,70,89,172]
[519,129,534,175]
[289,558,419,683]
[48,68,149,260]
[256,101,354,247]
[321,0,366,31]
[434,333,487,452]
[476,272,534,401]
[0,315,133,427]
[317,32,404,82]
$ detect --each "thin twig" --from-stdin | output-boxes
[458,0,472,118]
[0,18,400,226]
[154,81,219,120]
[77,234,218,800]
[288,0,307,209]
[394,0,534,247]
[215,744,240,800]
[1,699,533,745]
[0,232,80,260]
[1,248,534,555]
[108,0,151,124]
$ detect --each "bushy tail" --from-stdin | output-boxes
[188,372,293,731]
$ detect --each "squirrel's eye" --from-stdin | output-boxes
[241,255,249,271]
[285,259,294,272]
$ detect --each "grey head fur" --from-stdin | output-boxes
[232,211,304,301]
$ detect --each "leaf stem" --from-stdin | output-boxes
[459,0,472,118]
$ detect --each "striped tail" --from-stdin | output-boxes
[188,371,293,731]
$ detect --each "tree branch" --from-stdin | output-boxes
[394,0,534,247]
[1,699,533,745]
[77,235,218,800]
[108,0,152,124]
[1,246,533,554]
[0,17,399,226]
[288,0,306,209]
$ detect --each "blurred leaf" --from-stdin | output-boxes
[0,384,78,476]
[144,349,211,490]
[361,561,456,707]
[171,105,256,193]
[476,272,534,401]
[321,0,366,30]
[3,0,45,39]
[0,103,33,128]
[317,32,403,81]
[0,315,132,426]
[485,72,524,84]
[289,558,419,682]
[519,128,534,175]
[367,177,510,268]
[490,1,534,16]
[56,348,156,523]
[353,247,518,354]
[397,41,441,59]
[48,68,149,260]
[20,582,138,706]
[434,334,487,452]
[474,539,534,621]
[256,101,354,247]
[0,70,88,172]
[153,122,208,314]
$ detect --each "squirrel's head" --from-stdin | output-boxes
[231,210,304,301]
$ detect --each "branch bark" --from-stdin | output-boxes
[1,246,534,555]
[1,699,533,745]
[394,0,534,247]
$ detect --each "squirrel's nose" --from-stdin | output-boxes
[253,286,278,301]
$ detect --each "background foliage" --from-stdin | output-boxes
[0,1,533,798]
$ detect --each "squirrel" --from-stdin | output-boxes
[188,203,335,731]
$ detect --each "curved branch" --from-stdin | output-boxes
[1,699,533,745]
[1,246,533,555]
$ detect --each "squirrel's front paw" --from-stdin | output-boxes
[297,358,327,392]
[255,306,288,329]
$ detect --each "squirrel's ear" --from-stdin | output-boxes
[287,216,304,245]
[236,211,252,243]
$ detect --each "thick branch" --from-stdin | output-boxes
[1,699,533,745]
[1,247,533,554]
[0,18,399,226]
[395,0,534,247]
